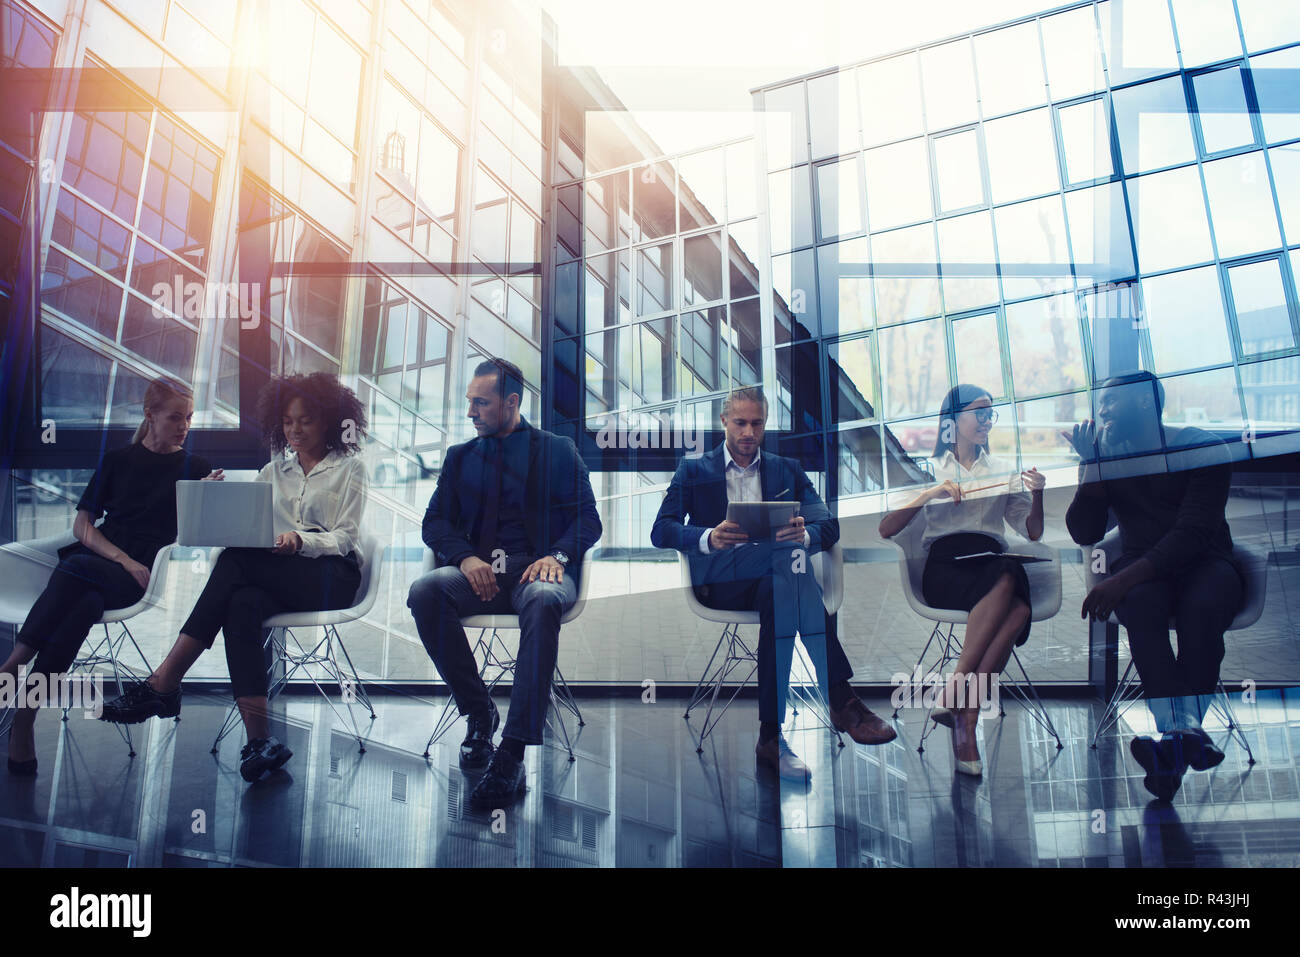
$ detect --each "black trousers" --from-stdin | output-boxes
[1113,552,1243,704]
[181,548,361,699]
[693,542,853,725]
[16,548,145,681]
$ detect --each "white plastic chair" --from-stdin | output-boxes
[0,532,175,756]
[1085,529,1261,763]
[680,543,845,751]
[209,534,386,754]
[421,547,596,762]
[885,510,1063,751]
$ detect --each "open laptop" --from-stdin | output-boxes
[176,480,275,547]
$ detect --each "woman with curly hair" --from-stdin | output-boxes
[101,373,369,782]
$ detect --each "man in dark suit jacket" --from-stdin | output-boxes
[651,387,895,781]
[409,358,601,806]
[1064,370,1243,802]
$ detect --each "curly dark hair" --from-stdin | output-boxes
[256,372,367,455]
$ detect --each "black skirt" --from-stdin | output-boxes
[921,532,1033,646]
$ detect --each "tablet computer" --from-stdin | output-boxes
[725,501,801,541]
[176,480,276,547]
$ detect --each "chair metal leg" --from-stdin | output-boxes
[684,627,732,717]
[424,629,494,756]
[684,623,759,752]
[66,621,149,757]
[1003,647,1062,749]
[784,636,843,746]
[1211,680,1255,765]
[1090,658,1141,749]
[424,628,584,762]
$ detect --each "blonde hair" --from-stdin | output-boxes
[132,377,194,444]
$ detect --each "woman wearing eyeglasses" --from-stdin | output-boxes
[879,383,1045,776]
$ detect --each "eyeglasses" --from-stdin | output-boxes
[964,408,999,425]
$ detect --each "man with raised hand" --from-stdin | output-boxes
[1065,370,1244,802]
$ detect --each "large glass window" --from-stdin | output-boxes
[1006,293,1087,396]
[1140,265,1235,371]
[1192,66,1257,154]
[1128,165,1214,272]
[858,54,924,146]
[1226,258,1297,355]
[1058,98,1114,185]
[863,139,931,230]
[1202,152,1282,257]
[1112,77,1197,174]
[973,21,1046,118]
[985,108,1060,204]
[1041,5,1107,101]
[1171,0,1244,68]
[920,39,978,132]
[937,210,998,311]
[1250,46,1300,144]
[932,129,983,214]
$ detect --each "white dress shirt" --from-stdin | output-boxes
[699,445,810,553]
[256,448,368,567]
[914,447,1032,553]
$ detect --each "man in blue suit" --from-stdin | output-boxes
[652,387,895,781]
[409,358,601,806]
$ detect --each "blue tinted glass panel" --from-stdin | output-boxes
[1129,165,1214,272]
[1141,265,1234,371]
[767,165,814,253]
[1112,77,1197,174]
[1171,0,1244,68]
[1250,47,1300,144]
[937,210,998,312]
[1065,181,1135,283]
[1192,67,1255,153]
[985,108,1060,204]
[1227,258,1296,354]
[995,196,1072,300]
[1235,0,1300,55]
[1202,152,1280,257]
[1006,294,1087,396]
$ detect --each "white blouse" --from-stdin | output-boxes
[914,448,1033,552]
[256,449,368,567]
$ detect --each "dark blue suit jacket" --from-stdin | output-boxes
[650,444,838,579]
[422,419,601,583]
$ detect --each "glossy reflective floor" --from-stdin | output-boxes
[1,686,1297,867]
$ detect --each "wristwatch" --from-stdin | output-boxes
[550,550,570,566]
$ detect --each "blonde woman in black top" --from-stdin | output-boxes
[2,377,221,775]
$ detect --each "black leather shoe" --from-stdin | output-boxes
[469,747,526,807]
[459,701,499,772]
[240,736,293,782]
[1130,735,1184,802]
[6,757,37,776]
[1170,727,1225,772]
[100,679,181,724]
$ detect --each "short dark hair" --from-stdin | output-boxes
[1099,369,1165,418]
[473,357,524,403]
[722,386,768,418]
[257,372,367,455]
